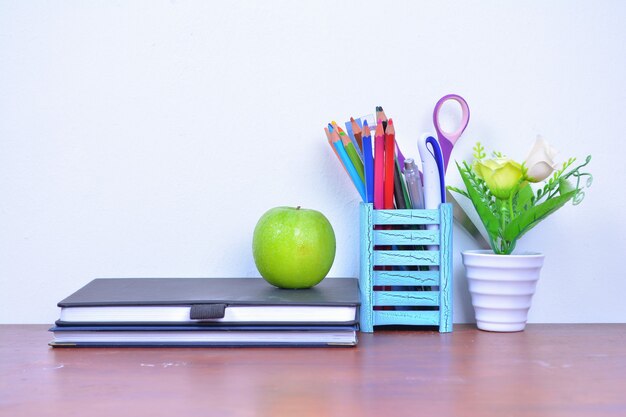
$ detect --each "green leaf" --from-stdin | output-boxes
[456,162,500,237]
[503,190,577,242]
[558,178,575,195]
[514,184,534,214]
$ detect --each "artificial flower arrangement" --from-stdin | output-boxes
[448,137,592,255]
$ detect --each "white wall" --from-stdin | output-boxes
[1,1,624,324]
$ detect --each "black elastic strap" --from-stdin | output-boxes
[190,304,227,320]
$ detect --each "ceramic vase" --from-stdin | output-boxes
[462,250,545,332]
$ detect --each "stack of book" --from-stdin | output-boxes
[49,277,360,347]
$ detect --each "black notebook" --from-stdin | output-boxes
[56,278,360,326]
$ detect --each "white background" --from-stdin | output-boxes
[1,1,624,324]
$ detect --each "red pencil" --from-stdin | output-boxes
[374,121,385,209]
[384,118,395,209]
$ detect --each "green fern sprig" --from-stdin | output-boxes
[561,155,593,204]
[473,142,486,160]
[447,186,469,198]
[533,157,576,203]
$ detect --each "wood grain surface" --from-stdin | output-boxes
[1,324,625,417]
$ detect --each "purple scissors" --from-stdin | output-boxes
[433,94,470,173]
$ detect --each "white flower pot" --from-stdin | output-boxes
[462,250,545,332]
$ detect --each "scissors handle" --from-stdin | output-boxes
[426,136,446,203]
[433,94,470,144]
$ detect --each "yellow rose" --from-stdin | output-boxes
[473,158,524,199]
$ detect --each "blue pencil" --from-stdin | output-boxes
[361,120,375,203]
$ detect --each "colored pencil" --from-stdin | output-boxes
[394,141,411,207]
[374,121,385,209]
[344,119,363,161]
[376,106,388,132]
[350,117,363,152]
[398,158,411,208]
[362,120,374,204]
[325,127,348,176]
[330,130,366,201]
[393,161,407,209]
[383,118,395,209]
[379,112,394,303]
[336,126,365,183]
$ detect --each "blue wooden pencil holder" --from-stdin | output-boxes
[359,203,453,333]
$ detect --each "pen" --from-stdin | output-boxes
[417,133,444,209]
[403,158,425,209]
[417,134,444,263]
[404,157,427,291]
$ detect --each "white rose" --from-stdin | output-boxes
[524,135,558,182]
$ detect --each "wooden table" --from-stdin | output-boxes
[1,324,624,417]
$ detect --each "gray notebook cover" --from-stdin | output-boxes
[58,278,360,307]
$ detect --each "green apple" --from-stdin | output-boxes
[252,206,336,289]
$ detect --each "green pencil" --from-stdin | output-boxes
[338,129,365,183]
[396,159,411,208]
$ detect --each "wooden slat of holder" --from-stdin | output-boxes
[359,202,453,333]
